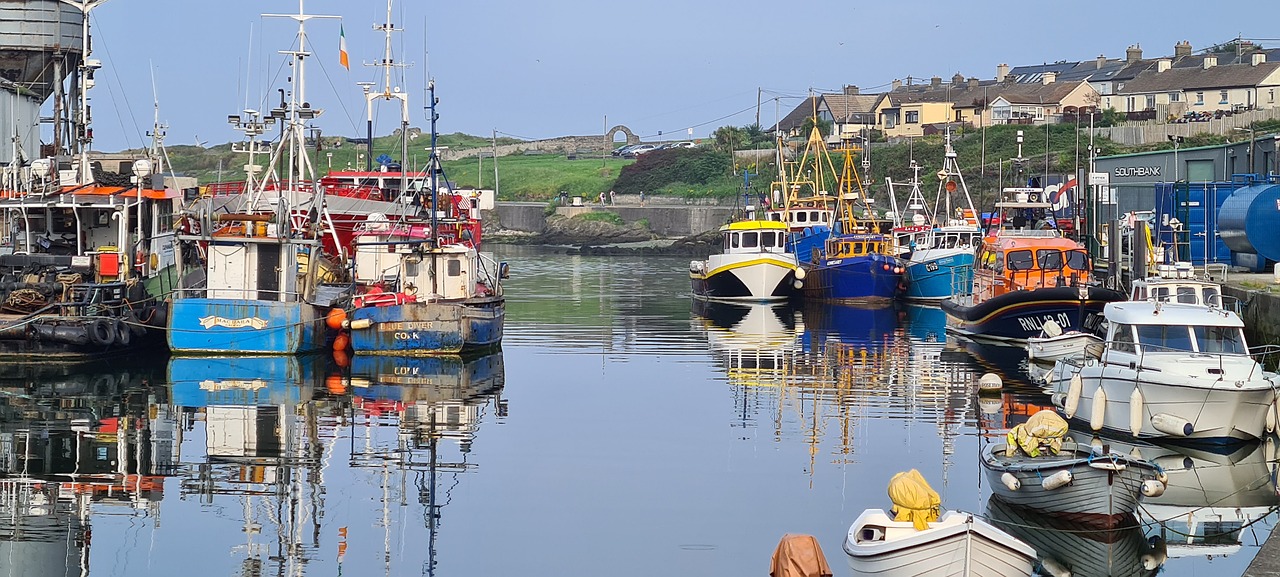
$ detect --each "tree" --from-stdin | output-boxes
[799,116,833,139]
[712,125,748,152]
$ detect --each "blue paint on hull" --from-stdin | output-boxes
[349,350,506,401]
[349,298,505,355]
[168,299,327,354]
[802,254,901,302]
[904,253,975,300]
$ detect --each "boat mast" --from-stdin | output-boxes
[65,0,108,186]
[363,0,410,178]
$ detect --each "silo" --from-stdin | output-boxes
[0,0,85,164]
[1217,182,1280,268]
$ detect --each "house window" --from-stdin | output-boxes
[1126,96,1136,111]
[905,111,919,124]
[1196,92,1204,105]
[1146,95,1156,110]
[1270,89,1275,103]
[1220,90,1229,104]
[1169,92,1180,102]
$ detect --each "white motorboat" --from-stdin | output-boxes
[1048,301,1280,443]
[843,509,1035,577]
[1025,320,1102,365]
[689,220,803,301]
[844,469,1035,577]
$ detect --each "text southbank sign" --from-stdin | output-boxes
[1113,166,1161,178]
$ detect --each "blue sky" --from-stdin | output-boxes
[81,0,1278,152]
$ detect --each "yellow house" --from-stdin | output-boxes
[875,88,959,138]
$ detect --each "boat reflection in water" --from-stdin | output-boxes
[0,362,173,577]
[985,494,1163,577]
[1068,430,1280,561]
[690,299,801,388]
[342,350,506,576]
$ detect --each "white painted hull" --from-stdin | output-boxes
[1026,331,1101,364]
[1048,358,1278,442]
[691,252,798,301]
[843,509,1035,577]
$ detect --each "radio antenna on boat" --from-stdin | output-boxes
[362,0,411,174]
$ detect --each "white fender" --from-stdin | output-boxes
[1130,388,1144,437]
[1142,539,1168,570]
[1041,470,1073,490]
[348,318,373,330]
[1090,387,1106,431]
[1064,374,1082,418]
[1040,557,1072,577]
[1152,454,1194,472]
[1141,479,1167,497]
[1000,472,1021,491]
[1150,413,1194,437]
[793,267,806,280]
[979,373,1003,391]
[1268,399,1278,434]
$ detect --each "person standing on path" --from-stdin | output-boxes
[639,190,646,206]
[599,191,606,205]
[609,190,616,205]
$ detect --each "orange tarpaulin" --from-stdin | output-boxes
[769,534,832,577]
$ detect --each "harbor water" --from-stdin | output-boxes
[1,244,1277,576]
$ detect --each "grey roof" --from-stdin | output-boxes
[1118,60,1280,94]
[1009,62,1077,84]
[771,96,821,132]
[823,93,881,121]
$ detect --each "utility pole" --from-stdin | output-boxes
[756,87,761,127]
[492,129,499,197]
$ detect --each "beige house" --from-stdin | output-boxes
[1111,53,1280,119]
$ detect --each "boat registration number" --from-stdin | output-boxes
[1018,313,1073,332]
[925,262,939,272]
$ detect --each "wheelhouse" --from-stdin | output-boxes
[722,220,790,254]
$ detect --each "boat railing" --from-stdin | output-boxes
[1008,268,1082,291]
[951,264,974,298]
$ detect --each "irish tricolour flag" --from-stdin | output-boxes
[339,25,349,70]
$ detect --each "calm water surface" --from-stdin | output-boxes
[1,245,1276,576]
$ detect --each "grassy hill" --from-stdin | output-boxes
[151,119,1280,207]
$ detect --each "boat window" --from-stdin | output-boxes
[1136,324,1194,352]
[760,231,776,249]
[1176,287,1197,304]
[1037,249,1064,270]
[1131,287,1146,300]
[1192,325,1246,354]
[447,258,461,277]
[1006,250,1035,271]
[730,233,740,249]
[741,232,759,248]
[820,212,830,222]
[1064,250,1090,271]
[1111,323,1136,353]
[796,212,808,223]
[1151,287,1169,301]
[852,242,864,255]
[1203,287,1220,306]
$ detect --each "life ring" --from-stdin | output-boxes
[88,319,114,346]
[114,319,131,347]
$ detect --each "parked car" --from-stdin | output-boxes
[612,144,639,157]
[624,144,657,158]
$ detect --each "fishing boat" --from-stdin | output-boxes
[168,5,348,354]
[843,469,1035,577]
[0,2,179,359]
[894,132,982,301]
[1047,300,1280,444]
[985,494,1164,577]
[981,411,1166,526]
[800,142,902,303]
[337,10,505,356]
[689,219,803,301]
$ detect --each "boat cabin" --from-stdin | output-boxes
[765,201,834,233]
[973,236,1092,298]
[721,220,790,255]
[826,234,891,260]
[1100,301,1248,358]
[353,220,502,302]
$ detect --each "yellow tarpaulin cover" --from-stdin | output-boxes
[769,533,833,577]
[1006,410,1069,457]
[888,469,941,530]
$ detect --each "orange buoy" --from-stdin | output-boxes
[325,375,346,394]
[332,332,351,351]
[333,349,351,368]
[326,308,347,331]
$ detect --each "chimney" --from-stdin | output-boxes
[952,72,965,86]
[1126,44,1143,63]
[1203,55,1217,69]
[1041,71,1057,85]
[843,84,860,95]
[1157,58,1172,72]
[968,77,979,88]
[1174,40,1192,58]
[930,76,942,89]
[891,79,902,91]
[996,63,1009,81]
[1096,54,1106,69]
[1253,52,1267,66]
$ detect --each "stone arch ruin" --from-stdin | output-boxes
[606,125,639,145]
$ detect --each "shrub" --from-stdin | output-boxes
[574,211,624,225]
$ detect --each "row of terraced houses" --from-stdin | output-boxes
[773,40,1280,142]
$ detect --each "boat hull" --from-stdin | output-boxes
[980,442,1160,525]
[803,254,900,303]
[942,286,1125,344]
[349,297,505,355]
[1047,360,1277,443]
[168,298,327,354]
[903,251,973,301]
[1026,331,1102,364]
[690,254,798,301]
[843,509,1034,577]
[984,495,1157,577]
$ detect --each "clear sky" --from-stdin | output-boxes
[80,0,1278,152]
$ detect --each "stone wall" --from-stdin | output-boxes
[443,132,641,161]
[489,201,736,238]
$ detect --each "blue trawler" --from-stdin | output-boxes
[169,5,347,354]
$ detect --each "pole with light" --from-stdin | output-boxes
[1167,134,1183,182]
